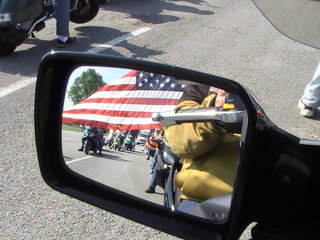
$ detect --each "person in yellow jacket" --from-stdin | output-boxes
[164,84,241,213]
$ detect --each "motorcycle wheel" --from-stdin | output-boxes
[70,0,100,24]
[0,43,17,57]
[0,27,25,57]
[85,145,90,154]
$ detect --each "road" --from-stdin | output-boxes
[62,130,164,205]
[1,0,319,239]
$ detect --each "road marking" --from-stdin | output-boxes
[0,27,152,99]
[88,27,152,54]
[66,156,92,165]
[0,77,36,98]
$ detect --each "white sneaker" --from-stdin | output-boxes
[298,99,315,118]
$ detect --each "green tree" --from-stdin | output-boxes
[68,69,106,104]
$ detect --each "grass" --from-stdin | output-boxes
[62,124,82,132]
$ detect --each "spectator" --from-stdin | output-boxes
[53,0,79,47]
[298,61,320,118]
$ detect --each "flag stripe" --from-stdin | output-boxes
[63,113,156,125]
[99,76,136,88]
[88,90,183,100]
[63,109,153,118]
[69,97,179,106]
[64,103,176,112]
[96,84,136,92]
[63,117,160,130]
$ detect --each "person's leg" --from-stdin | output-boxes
[145,170,157,193]
[78,137,85,151]
[146,147,152,160]
[53,0,79,47]
[299,62,320,117]
[53,0,70,37]
[148,150,158,174]
[146,154,163,193]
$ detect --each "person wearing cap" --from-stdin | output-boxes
[163,85,241,213]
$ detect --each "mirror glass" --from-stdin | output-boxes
[252,0,320,49]
[61,66,247,222]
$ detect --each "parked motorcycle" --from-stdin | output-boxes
[0,0,100,56]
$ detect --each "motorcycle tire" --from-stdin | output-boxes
[70,0,100,24]
[85,145,90,154]
[0,27,27,57]
[0,43,17,57]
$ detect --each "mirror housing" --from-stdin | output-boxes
[35,52,319,239]
[35,51,258,239]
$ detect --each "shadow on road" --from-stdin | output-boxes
[101,0,215,24]
[0,0,215,77]
[0,27,163,77]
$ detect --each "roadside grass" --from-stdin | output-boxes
[62,124,82,132]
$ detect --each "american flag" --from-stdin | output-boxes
[62,70,185,130]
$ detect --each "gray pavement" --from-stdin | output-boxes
[1,0,319,239]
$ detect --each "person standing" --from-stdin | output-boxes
[53,0,79,47]
[298,62,320,118]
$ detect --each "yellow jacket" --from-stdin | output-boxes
[164,94,240,202]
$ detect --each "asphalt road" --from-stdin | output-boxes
[62,130,164,205]
[1,0,320,239]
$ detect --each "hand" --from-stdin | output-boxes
[214,89,226,107]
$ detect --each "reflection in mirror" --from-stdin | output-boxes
[61,66,247,223]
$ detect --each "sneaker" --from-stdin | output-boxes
[57,36,79,48]
[298,99,315,118]
[148,170,153,174]
[145,187,155,193]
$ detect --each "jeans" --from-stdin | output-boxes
[53,0,70,37]
[301,61,320,108]
[148,151,163,188]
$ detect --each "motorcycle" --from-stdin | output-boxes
[112,135,123,151]
[84,129,99,155]
[0,0,100,56]
[123,136,135,151]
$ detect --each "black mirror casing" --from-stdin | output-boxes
[35,52,268,239]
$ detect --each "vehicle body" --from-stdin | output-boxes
[136,132,148,145]
[0,0,99,56]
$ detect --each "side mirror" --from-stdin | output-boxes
[34,51,260,239]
